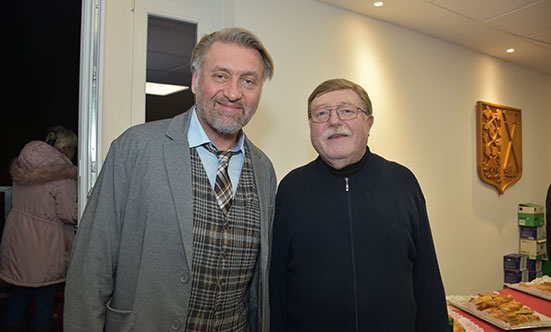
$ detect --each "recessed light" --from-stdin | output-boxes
[506,48,515,53]
[145,82,189,96]
[374,1,384,7]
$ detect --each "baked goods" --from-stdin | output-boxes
[520,280,551,292]
[506,276,551,300]
[448,314,466,332]
[469,292,540,326]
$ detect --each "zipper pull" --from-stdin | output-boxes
[345,177,349,192]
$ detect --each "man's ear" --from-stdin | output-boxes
[191,70,197,94]
[367,115,374,128]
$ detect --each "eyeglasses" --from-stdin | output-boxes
[309,104,369,123]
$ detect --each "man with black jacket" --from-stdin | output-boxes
[269,78,448,332]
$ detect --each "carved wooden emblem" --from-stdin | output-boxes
[476,101,522,194]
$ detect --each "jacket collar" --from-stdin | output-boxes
[315,146,371,177]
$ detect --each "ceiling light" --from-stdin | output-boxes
[146,82,189,96]
[373,1,384,7]
[506,48,515,53]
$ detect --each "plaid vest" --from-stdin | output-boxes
[185,146,261,332]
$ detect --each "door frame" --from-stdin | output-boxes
[131,0,226,125]
[78,0,226,217]
[78,0,105,217]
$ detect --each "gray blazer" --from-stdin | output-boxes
[64,110,277,332]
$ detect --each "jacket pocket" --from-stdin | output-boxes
[105,299,137,332]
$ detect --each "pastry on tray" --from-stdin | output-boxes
[520,280,551,292]
[505,275,551,300]
[468,292,540,326]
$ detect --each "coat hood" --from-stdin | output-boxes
[10,140,77,185]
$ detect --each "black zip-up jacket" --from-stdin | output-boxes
[269,147,448,332]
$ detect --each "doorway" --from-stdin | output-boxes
[145,16,197,122]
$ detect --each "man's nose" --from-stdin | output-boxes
[328,110,342,125]
[224,79,242,101]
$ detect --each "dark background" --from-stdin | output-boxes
[2,1,82,186]
[0,3,81,328]
[1,4,197,187]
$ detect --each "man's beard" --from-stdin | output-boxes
[196,95,255,135]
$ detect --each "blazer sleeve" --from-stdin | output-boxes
[64,138,129,332]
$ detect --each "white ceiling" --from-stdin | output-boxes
[315,0,551,75]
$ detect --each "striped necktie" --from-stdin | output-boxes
[204,143,236,215]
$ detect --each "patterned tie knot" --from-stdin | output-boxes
[203,143,237,215]
[217,151,233,166]
[204,143,235,159]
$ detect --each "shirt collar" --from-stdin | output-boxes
[187,106,245,153]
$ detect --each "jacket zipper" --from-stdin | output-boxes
[345,177,359,331]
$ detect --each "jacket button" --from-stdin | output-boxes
[180,273,189,284]
[171,319,181,330]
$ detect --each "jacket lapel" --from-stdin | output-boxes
[164,110,195,270]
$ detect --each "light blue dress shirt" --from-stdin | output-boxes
[187,107,245,197]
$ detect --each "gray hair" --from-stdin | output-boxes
[191,27,274,81]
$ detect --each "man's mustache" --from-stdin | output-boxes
[322,126,352,139]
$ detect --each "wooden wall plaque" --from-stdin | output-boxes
[476,101,522,194]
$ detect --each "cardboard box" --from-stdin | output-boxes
[528,270,543,281]
[504,253,527,270]
[527,258,542,272]
[504,269,528,283]
[519,238,547,259]
[519,225,546,240]
[518,203,545,226]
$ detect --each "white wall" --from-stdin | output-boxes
[101,0,551,295]
[229,0,551,295]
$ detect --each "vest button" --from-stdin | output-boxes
[180,273,189,284]
[171,319,181,330]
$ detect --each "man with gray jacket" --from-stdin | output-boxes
[64,27,276,332]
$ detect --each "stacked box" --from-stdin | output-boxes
[527,258,542,271]
[517,203,547,260]
[518,203,544,226]
[527,258,543,281]
[504,203,548,285]
[504,254,527,270]
[503,254,528,283]
[504,269,529,283]
[519,225,546,240]
[519,239,547,259]
[528,270,543,281]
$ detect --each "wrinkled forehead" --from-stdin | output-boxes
[310,89,363,109]
[204,42,264,76]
